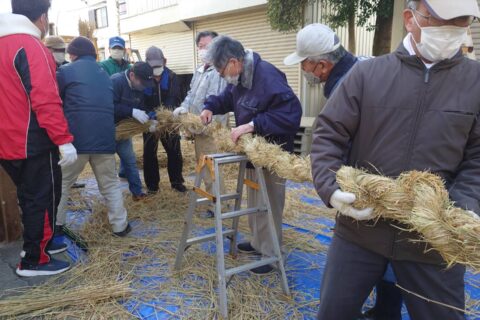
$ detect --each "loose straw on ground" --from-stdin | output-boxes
[0,140,326,319]
[336,166,480,272]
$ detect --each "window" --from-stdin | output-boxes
[94,7,108,28]
[119,0,127,15]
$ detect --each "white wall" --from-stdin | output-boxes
[120,0,266,33]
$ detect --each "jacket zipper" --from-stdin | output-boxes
[405,68,430,171]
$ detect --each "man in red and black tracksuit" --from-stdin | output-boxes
[0,0,78,277]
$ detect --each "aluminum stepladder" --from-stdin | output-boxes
[174,153,290,319]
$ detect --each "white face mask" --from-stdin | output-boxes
[303,71,322,85]
[198,49,208,64]
[53,52,66,64]
[153,67,164,76]
[224,74,239,86]
[110,49,125,61]
[412,14,467,62]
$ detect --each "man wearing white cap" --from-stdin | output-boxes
[284,23,360,99]
[311,0,480,319]
[286,23,403,320]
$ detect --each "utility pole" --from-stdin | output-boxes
[115,0,121,35]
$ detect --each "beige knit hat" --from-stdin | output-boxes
[44,36,66,49]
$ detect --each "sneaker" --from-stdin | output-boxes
[16,258,71,277]
[250,264,274,275]
[199,209,215,219]
[46,242,68,255]
[172,184,187,193]
[147,189,158,195]
[237,242,258,254]
[132,193,147,201]
[113,223,131,237]
[71,182,86,189]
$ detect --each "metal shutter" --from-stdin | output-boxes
[194,7,300,96]
[129,29,195,74]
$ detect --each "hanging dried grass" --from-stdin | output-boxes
[115,109,313,182]
[336,166,480,272]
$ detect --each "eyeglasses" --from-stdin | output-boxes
[218,61,232,78]
[413,9,475,27]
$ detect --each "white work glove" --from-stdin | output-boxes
[330,189,375,221]
[173,106,188,117]
[466,210,479,220]
[132,108,149,124]
[148,120,158,133]
[58,143,78,167]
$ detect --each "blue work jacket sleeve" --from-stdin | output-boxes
[253,90,302,137]
[203,85,234,115]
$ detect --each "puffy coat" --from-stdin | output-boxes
[0,13,73,160]
[57,56,116,154]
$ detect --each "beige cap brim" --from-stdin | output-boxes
[425,0,480,19]
[283,52,307,65]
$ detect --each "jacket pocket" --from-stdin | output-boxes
[237,97,263,115]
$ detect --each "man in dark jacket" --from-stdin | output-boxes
[200,36,302,274]
[56,37,130,237]
[111,62,154,200]
[0,0,77,277]
[285,23,402,320]
[311,1,480,319]
[143,46,186,193]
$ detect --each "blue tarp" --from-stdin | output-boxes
[61,179,480,319]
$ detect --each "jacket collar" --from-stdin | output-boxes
[0,13,41,39]
[239,49,255,90]
[109,56,129,66]
[324,52,358,99]
[394,41,464,71]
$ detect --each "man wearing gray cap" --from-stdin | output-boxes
[143,46,186,194]
[311,0,480,319]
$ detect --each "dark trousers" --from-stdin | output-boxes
[143,132,184,191]
[318,235,465,320]
[0,151,61,267]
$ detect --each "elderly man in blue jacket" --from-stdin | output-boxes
[56,37,130,237]
[200,36,302,274]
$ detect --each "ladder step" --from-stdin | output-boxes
[225,257,279,277]
[186,229,236,246]
[221,207,266,220]
[195,193,241,205]
[215,156,250,164]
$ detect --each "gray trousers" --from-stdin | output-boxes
[57,154,128,233]
[246,168,285,257]
[318,235,465,320]
[194,134,225,195]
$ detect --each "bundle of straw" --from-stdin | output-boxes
[115,108,214,140]
[213,127,312,183]
[115,109,313,182]
[336,166,480,271]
